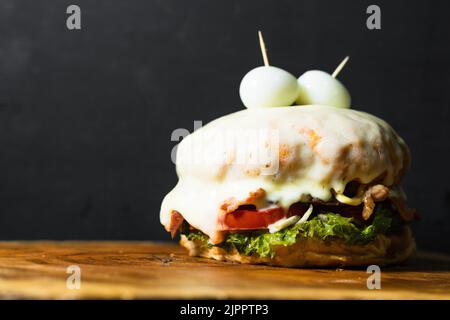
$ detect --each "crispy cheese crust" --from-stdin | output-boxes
[180,227,415,267]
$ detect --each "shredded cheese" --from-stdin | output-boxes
[296,204,314,225]
[268,204,315,233]
[268,215,300,233]
[335,193,363,206]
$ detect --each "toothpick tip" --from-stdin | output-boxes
[332,56,350,78]
[258,30,270,67]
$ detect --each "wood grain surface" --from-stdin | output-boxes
[0,241,449,299]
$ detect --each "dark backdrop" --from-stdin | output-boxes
[0,0,449,253]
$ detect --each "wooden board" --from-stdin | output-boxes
[0,241,449,299]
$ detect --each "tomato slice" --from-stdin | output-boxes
[218,207,286,231]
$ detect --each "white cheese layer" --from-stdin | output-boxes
[160,105,410,244]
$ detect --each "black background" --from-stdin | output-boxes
[0,0,449,253]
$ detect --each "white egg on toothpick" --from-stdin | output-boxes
[239,31,298,109]
[240,66,299,109]
[296,56,351,108]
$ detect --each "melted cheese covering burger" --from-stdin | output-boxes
[160,55,417,267]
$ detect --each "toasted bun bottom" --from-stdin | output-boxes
[180,227,415,267]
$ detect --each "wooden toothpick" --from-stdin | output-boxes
[332,56,350,78]
[258,30,270,66]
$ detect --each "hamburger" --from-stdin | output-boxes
[160,105,417,267]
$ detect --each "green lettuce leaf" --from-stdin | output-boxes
[182,205,394,258]
[185,231,213,248]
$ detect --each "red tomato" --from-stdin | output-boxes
[218,207,286,231]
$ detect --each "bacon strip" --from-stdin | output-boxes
[362,184,389,220]
[361,184,417,222]
[169,210,184,238]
